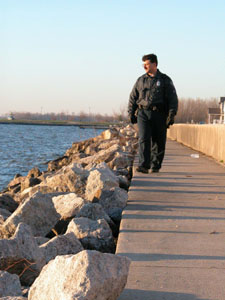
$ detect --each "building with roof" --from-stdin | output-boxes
[208,97,225,124]
[219,97,225,123]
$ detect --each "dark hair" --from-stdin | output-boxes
[142,54,158,66]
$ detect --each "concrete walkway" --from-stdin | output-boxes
[116,139,225,300]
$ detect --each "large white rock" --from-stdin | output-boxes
[78,144,121,168]
[0,271,22,297]
[100,128,119,139]
[85,163,119,202]
[121,140,138,154]
[96,139,120,151]
[40,232,83,263]
[52,193,86,219]
[3,192,61,237]
[0,223,45,286]
[28,250,131,300]
[65,137,99,156]
[119,124,137,137]
[40,163,88,194]
[66,217,115,253]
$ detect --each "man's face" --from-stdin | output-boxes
[143,60,157,74]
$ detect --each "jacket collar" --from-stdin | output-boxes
[144,69,161,79]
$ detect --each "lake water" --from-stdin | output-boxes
[0,124,103,191]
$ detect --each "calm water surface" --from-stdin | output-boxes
[0,124,103,191]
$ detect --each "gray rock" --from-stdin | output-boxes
[65,137,99,156]
[40,232,83,263]
[76,203,116,231]
[20,178,41,192]
[0,208,11,220]
[14,174,22,179]
[79,144,121,168]
[7,177,25,190]
[0,271,22,297]
[122,139,138,153]
[3,192,61,237]
[39,163,88,195]
[69,152,87,164]
[47,156,69,172]
[0,209,11,225]
[34,237,49,246]
[70,163,89,179]
[52,193,86,219]
[28,250,131,300]
[0,223,45,286]
[66,217,115,253]
[95,139,120,152]
[115,168,129,177]
[117,175,130,191]
[85,163,119,202]
[110,151,133,170]
[16,188,36,205]
[0,195,18,213]
[107,207,123,223]
[97,187,128,218]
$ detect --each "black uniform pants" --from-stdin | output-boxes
[137,108,167,170]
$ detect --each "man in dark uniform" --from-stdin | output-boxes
[128,53,178,173]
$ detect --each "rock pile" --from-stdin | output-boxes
[0,125,137,299]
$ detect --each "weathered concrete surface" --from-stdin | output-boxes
[167,124,225,163]
[116,139,225,300]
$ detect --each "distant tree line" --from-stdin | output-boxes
[3,103,129,123]
[5,109,127,123]
[175,98,219,124]
[4,98,220,124]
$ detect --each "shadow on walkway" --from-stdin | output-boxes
[117,252,225,262]
[119,289,209,300]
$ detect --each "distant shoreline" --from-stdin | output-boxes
[0,119,113,129]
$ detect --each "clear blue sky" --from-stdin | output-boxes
[1,0,225,115]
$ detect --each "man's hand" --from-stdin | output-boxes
[130,115,137,124]
[166,114,175,128]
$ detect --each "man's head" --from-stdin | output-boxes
[142,53,158,75]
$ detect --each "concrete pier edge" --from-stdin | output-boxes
[116,139,225,300]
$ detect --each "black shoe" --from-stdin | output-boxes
[151,168,159,173]
[136,166,149,173]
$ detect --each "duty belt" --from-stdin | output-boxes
[138,104,163,112]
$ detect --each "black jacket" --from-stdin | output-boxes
[128,69,178,116]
